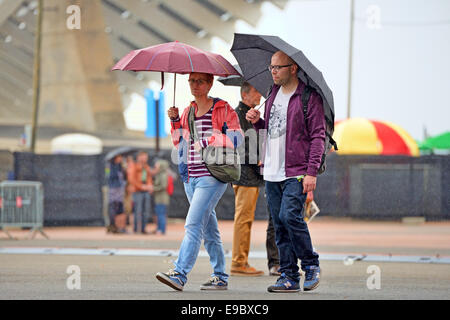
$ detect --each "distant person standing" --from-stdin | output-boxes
[128,151,154,234]
[230,82,265,276]
[246,50,324,292]
[106,155,127,234]
[123,155,136,221]
[151,158,171,235]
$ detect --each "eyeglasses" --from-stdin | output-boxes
[188,79,208,85]
[268,64,293,72]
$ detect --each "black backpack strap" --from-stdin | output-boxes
[302,85,313,134]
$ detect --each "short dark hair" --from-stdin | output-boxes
[240,81,253,97]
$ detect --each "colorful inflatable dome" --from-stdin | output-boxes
[333,118,419,156]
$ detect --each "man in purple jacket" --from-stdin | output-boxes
[246,51,325,292]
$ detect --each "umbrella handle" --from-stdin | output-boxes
[256,88,273,111]
[256,100,265,111]
[173,73,176,107]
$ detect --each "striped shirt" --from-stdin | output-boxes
[188,107,214,178]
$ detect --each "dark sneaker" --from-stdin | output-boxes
[156,270,185,291]
[267,276,300,293]
[200,276,228,290]
[303,265,321,291]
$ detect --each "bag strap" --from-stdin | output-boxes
[187,106,199,142]
[302,85,313,135]
[301,86,339,151]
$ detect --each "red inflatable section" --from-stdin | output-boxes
[372,120,411,156]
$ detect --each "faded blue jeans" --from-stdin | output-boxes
[265,178,320,283]
[173,176,228,285]
[155,204,167,234]
[133,191,151,233]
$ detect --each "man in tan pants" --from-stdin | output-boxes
[231,82,265,276]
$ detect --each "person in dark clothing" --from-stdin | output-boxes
[107,155,127,234]
[230,82,266,276]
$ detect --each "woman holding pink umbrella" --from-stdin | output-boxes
[155,72,242,291]
[113,41,242,292]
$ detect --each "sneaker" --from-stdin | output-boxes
[303,265,321,291]
[200,276,228,290]
[267,276,300,293]
[231,264,264,276]
[156,270,184,291]
[269,265,281,276]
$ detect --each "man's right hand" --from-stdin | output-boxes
[246,108,261,124]
[168,107,179,120]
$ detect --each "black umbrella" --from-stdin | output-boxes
[230,33,335,122]
[217,64,245,87]
[104,146,138,162]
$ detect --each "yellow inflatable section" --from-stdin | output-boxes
[333,118,382,155]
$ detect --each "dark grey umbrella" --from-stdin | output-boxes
[104,146,138,162]
[217,64,245,87]
[230,33,335,123]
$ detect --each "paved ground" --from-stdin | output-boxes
[1,254,449,300]
[1,217,450,300]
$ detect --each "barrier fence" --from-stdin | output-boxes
[0,181,48,239]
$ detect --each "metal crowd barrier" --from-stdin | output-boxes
[0,181,48,239]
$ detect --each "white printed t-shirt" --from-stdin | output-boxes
[263,88,295,182]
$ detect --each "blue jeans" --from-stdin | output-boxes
[133,191,151,233]
[265,178,319,282]
[155,204,167,234]
[174,176,228,284]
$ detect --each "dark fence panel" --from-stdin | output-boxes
[315,154,450,220]
[14,152,104,226]
[11,151,449,225]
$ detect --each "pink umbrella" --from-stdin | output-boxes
[112,41,240,107]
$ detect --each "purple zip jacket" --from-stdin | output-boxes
[254,80,326,177]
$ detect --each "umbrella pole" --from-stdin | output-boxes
[173,73,177,107]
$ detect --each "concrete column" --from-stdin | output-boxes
[39,0,125,132]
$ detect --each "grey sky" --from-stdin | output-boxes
[234,0,450,141]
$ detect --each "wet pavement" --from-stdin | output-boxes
[1,217,450,300]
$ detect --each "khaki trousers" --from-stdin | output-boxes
[232,185,259,268]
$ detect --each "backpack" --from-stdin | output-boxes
[301,85,338,175]
[167,174,174,196]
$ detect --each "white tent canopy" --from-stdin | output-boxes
[50,133,103,155]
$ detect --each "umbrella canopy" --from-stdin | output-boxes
[230,33,335,123]
[113,41,240,108]
[419,131,450,151]
[112,41,240,77]
[333,118,419,156]
[104,146,138,162]
[217,64,246,87]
